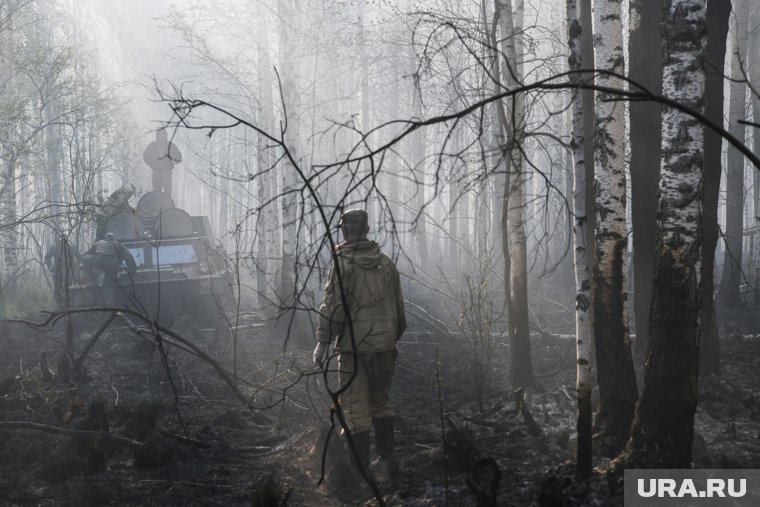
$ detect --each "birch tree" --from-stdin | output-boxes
[591,0,637,455]
[566,0,591,481]
[495,0,537,390]
[623,0,706,468]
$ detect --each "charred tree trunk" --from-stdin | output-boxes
[628,0,662,370]
[751,3,760,304]
[700,0,730,380]
[622,0,706,468]
[591,0,638,457]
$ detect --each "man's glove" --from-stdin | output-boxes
[313,342,328,366]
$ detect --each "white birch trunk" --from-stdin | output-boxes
[566,0,592,481]
[590,0,638,455]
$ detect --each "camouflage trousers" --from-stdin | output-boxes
[338,350,397,433]
[82,254,121,306]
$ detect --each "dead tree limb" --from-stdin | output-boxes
[0,420,143,448]
[73,311,118,373]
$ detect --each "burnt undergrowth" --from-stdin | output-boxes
[0,302,758,506]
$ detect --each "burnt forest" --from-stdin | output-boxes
[1,0,760,506]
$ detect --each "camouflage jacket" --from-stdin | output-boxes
[86,238,137,274]
[317,240,406,354]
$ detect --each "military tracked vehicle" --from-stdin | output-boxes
[72,191,234,331]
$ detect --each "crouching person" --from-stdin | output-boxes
[313,209,406,485]
[82,232,137,306]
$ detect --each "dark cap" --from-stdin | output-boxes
[338,209,368,228]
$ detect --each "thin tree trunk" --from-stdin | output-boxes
[388,43,401,235]
[700,0,730,381]
[257,4,275,309]
[219,132,229,238]
[1,155,19,296]
[358,0,372,223]
[277,0,302,337]
[718,0,749,307]
[506,0,535,391]
[580,0,595,290]
[591,0,638,457]
[566,0,592,481]
[623,0,706,468]
[494,0,537,390]
[751,2,760,304]
[410,57,428,264]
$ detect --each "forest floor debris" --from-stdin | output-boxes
[0,311,759,506]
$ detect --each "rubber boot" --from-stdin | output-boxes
[372,417,399,481]
[326,431,371,496]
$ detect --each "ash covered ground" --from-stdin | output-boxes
[1,303,759,506]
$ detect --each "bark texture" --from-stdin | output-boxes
[700,0,730,380]
[591,0,638,456]
[718,0,749,307]
[624,0,706,468]
[496,0,536,390]
[628,0,662,369]
[566,0,592,481]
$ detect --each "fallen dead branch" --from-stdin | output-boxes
[0,420,143,448]
[73,311,118,374]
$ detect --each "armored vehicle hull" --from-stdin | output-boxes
[72,191,234,332]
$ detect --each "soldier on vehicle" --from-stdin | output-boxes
[143,127,183,196]
[313,209,406,484]
[82,232,137,306]
[44,234,82,307]
[95,183,136,240]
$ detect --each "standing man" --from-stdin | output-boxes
[143,127,182,195]
[313,209,406,482]
[82,232,137,306]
